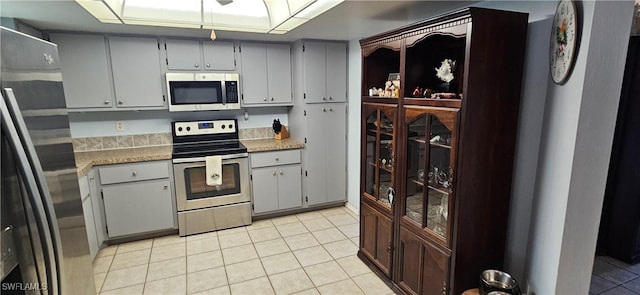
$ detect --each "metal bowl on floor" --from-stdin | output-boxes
[479,269,521,295]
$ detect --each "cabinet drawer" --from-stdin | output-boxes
[250,149,301,168]
[99,161,170,185]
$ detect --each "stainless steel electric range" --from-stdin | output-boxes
[171,119,251,236]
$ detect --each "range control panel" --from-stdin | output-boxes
[173,119,236,137]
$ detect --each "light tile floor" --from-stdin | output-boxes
[93,206,396,295]
[590,256,640,295]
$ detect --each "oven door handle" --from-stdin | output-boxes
[172,153,249,163]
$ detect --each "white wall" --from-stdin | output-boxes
[346,39,362,211]
[68,107,288,137]
[519,1,633,294]
[555,1,633,294]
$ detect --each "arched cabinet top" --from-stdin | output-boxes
[361,42,402,58]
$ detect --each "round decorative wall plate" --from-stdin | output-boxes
[549,0,578,84]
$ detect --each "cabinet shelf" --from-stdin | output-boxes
[409,177,424,186]
[430,142,451,149]
[368,161,394,173]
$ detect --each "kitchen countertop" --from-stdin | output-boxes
[75,145,172,175]
[74,138,305,175]
[241,138,305,153]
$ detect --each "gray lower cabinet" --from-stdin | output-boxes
[250,150,302,214]
[98,161,176,238]
[303,103,347,206]
[49,33,114,109]
[78,172,99,259]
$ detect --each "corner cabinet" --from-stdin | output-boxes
[358,8,528,295]
[97,161,176,238]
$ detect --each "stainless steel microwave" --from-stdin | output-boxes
[166,72,240,112]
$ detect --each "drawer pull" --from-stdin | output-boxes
[194,63,199,68]
[272,171,277,176]
[275,157,279,161]
[132,171,137,176]
[163,184,168,189]
[104,100,110,105]
[279,171,283,175]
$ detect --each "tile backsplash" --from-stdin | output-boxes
[72,127,275,152]
[239,127,275,140]
[72,133,172,152]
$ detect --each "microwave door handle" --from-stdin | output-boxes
[0,90,61,295]
[221,80,227,105]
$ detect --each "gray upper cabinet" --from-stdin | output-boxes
[240,43,268,105]
[203,41,236,71]
[50,33,113,109]
[325,43,348,103]
[166,39,236,71]
[109,36,164,108]
[165,39,201,70]
[240,42,292,106]
[267,44,292,104]
[302,41,347,103]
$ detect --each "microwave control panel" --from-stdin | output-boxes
[225,81,238,103]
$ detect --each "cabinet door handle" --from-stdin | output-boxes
[322,97,326,100]
[270,97,274,101]
[206,63,211,68]
[275,157,279,161]
[272,171,277,176]
[329,96,333,100]
[104,100,110,105]
[329,108,333,112]
[263,97,267,101]
[194,63,199,68]
[279,171,283,175]
[89,176,94,181]
[163,184,169,189]
[132,171,137,176]
[118,100,123,105]
[322,108,326,112]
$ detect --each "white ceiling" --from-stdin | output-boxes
[0,0,478,41]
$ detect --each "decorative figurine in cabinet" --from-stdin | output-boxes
[358,7,528,295]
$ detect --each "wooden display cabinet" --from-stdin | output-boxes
[358,7,528,295]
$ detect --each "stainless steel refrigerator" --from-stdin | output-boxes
[1,27,96,294]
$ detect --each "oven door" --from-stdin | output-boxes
[173,156,250,211]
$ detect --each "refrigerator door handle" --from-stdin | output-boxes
[1,89,61,295]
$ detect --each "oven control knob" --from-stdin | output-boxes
[211,173,220,180]
[228,124,233,129]
[178,127,183,132]
[186,127,191,131]
[221,125,226,129]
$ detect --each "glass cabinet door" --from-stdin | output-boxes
[403,106,458,243]
[362,103,397,210]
